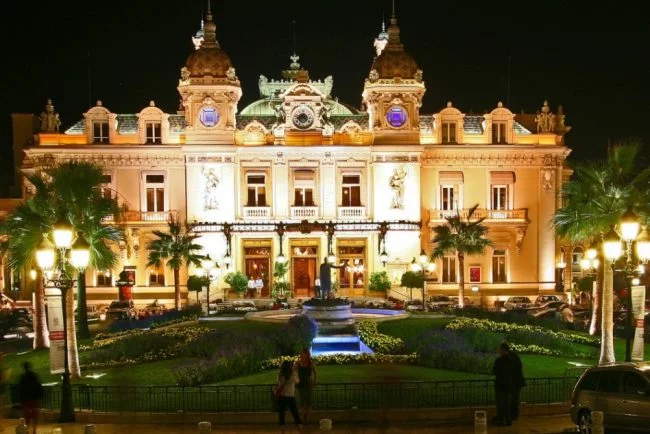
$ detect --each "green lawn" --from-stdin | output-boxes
[217,364,491,385]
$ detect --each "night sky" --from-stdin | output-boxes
[2,0,648,195]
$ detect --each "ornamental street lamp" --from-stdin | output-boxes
[196,254,221,312]
[556,258,567,292]
[36,219,90,423]
[379,249,389,267]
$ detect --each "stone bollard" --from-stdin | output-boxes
[319,419,332,432]
[474,410,487,434]
[198,421,212,434]
[84,424,97,434]
[52,429,63,434]
[591,411,604,434]
[15,418,28,434]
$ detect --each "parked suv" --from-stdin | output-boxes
[570,362,650,432]
[503,296,533,310]
[106,300,137,320]
[427,295,454,311]
[534,295,562,306]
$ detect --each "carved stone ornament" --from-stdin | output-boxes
[414,69,423,83]
[202,166,220,210]
[542,169,554,193]
[389,166,408,210]
[369,69,379,83]
[226,66,237,81]
[515,227,527,256]
[179,67,191,85]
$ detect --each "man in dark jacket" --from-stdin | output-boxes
[19,362,43,434]
[509,348,526,421]
[492,342,513,426]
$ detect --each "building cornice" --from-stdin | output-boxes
[422,146,570,167]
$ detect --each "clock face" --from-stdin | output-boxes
[386,106,407,128]
[291,105,315,129]
[199,107,220,128]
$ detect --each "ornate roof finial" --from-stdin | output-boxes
[192,18,205,50]
[290,54,300,71]
[201,0,219,49]
[374,12,389,56]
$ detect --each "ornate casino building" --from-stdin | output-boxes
[6,9,571,306]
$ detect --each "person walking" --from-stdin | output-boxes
[492,342,514,426]
[18,362,43,434]
[509,346,526,421]
[276,360,302,433]
[295,348,317,424]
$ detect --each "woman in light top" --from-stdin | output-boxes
[276,360,303,432]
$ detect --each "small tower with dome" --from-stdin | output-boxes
[177,3,242,144]
[362,8,425,145]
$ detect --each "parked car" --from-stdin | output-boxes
[504,296,534,311]
[527,301,567,315]
[570,362,650,432]
[75,305,105,322]
[449,296,473,308]
[534,295,562,306]
[493,300,506,312]
[386,297,404,310]
[428,295,454,310]
[105,300,137,320]
[405,300,424,312]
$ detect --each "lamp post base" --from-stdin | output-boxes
[59,372,75,423]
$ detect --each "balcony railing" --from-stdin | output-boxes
[430,208,527,222]
[290,206,318,219]
[243,206,271,219]
[103,210,177,223]
[337,206,366,219]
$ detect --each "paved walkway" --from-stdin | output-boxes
[1,415,576,433]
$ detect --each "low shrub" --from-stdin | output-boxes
[446,306,570,331]
[413,330,494,375]
[357,320,404,354]
[101,308,200,337]
[172,361,210,387]
[260,353,419,370]
[274,315,318,355]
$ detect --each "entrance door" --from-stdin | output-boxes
[337,243,366,296]
[245,258,270,297]
[292,258,317,298]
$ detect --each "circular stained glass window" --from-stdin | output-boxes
[386,106,407,128]
[199,107,220,127]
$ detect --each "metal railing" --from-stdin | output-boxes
[338,206,366,219]
[103,210,178,223]
[14,377,577,414]
[242,207,271,219]
[430,208,527,221]
[290,206,318,219]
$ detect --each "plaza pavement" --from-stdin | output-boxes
[0,415,576,433]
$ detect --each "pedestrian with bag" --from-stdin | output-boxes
[19,362,43,434]
[508,346,526,421]
[295,348,317,424]
[276,360,303,433]
[492,342,514,426]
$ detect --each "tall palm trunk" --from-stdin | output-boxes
[174,267,181,310]
[589,253,604,336]
[33,270,50,349]
[65,288,81,379]
[599,260,615,364]
[458,252,465,308]
[76,271,90,339]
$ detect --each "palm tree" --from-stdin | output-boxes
[431,204,493,308]
[147,219,204,310]
[554,141,650,364]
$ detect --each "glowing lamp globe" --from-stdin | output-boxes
[35,238,55,270]
[70,234,90,269]
[379,249,389,265]
[195,267,205,278]
[586,246,598,260]
[327,252,336,264]
[427,262,436,273]
[620,206,640,242]
[410,257,422,272]
[52,218,74,249]
[419,250,428,265]
[201,254,216,271]
[277,253,287,264]
[602,226,622,261]
[636,226,650,262]
[580,258,591,270]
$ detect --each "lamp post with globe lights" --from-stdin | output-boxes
[409,250,437,309]
[36,218,90,423]
[195,254,221,313]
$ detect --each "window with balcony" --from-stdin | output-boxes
[293,170,315,206]
[491,185,509,210]
[341,174,361,207]
[246,174,267,206]
[149,264,165,286]
[489,172,514,211]
[442,256,457,283]
[144,174,165,212]
[441,122,457,144]
[92,121,109,143]
[439,172,463,211]
[145,122,162,144]
[96,270,112,287]
[492,122,507,144]
[492,249,507,283]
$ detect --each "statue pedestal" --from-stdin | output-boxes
[302,303,354,331]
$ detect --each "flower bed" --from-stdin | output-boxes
[357,320,404,354]
[260,353,419,370]
[302,298,351,307]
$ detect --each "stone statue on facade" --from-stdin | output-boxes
[270,101,286,127]
[369,69,379,83]
[535,100,557,133]
[226,66,237,81]
[318,257,346,298]
[389,166,408,209]
[39,99,61,132]
[202,167,219,210]
[414,69,423,83]
[179,67,191,85]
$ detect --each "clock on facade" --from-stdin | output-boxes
[386,106,407,128]
[291,105,315,129]
[199,106,220,127]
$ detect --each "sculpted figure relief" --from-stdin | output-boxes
[535,100,558,133]
[202,167,220,210]
[389,166,408,209]
[179,67,191,85]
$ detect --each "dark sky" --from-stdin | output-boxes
[2,0,649,195]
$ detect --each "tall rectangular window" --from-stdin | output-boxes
[441,122,457,144]
[341,174,361,207]
[491,185,509,210]
[96,270,112,287]
[294,170,315,206]
[441,186,456,211]
[145,174,165,212]
[442,256,457,283]
[492,122,507,144]
[492,249,507,283]
[439,172,463,211]
[246,174,266,206]
[145,122,162,144]
[92,121,109,143]
[149,264,165,286]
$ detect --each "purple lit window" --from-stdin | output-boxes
[199,107,220,127]
[386,106,407,128]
